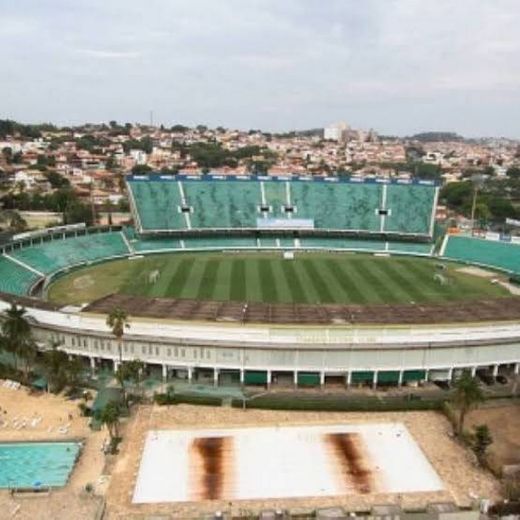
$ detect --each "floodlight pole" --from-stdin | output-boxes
[470,184,479,233]
[470,174,485,234]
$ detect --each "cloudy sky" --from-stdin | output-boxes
[1,0,520,137]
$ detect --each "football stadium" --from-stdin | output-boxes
[0,173,519,390]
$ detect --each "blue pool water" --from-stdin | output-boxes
[0,442,81,489]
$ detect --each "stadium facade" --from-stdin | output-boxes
[0,174,519,388]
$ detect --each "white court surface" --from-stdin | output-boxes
[133,423,443,504]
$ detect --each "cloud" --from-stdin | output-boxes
[76,49,143,60]
[0,0,519,136]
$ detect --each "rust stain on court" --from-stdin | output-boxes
[189,436,233,501]
[326,432,375,494]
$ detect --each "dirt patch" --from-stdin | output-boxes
[73,275,94,290]
[466,403,520,468]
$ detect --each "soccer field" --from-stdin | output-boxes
[47,252,509,306]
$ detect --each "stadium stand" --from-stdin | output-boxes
[183,180,259,229]
[442,235,520,274]
[127,175,438,237]
[290,182,382,230]
[0,256,40,295]
[301,237,385,250]
[257,237,278,248]
[387,241,433,254]
[9,231,129,274]
[384,184,435,235]
[129,178,186,230]
[183,237,257,249]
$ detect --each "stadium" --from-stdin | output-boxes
[0,173,519,389]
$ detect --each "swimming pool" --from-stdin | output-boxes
[0,442,81,489]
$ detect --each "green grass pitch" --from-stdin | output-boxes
[47,251,509,306]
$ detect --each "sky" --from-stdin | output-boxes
[1,0,520,137]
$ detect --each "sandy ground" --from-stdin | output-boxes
[467,403,520,468]
[105,404,502,520]
[456,266,520,295]
[0,384,108,520]
[456,266,496,278]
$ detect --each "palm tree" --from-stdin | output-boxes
[99,401,121,442]
[1,304,33,373]
[106,307,130,364]
[117,359,145,402]
[106,307,130,401]
[452,371,484,436]
[41,340,83,392]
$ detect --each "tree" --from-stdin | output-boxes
[131,164,152,174]
[452,372,484,436]
[1,303,35,375]
[107,307,130,400]
[472,424,493,463]
[42,342,84,392]
[171,124,188,133]
[2,147,12,163]
[45,171,70,189]
[99,401,121,442]
[117,359,145,400]
[506,166,520,179]
[0,210,27,232]
[41,341,70,392]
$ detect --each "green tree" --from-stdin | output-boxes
[472,424,493,463]
[131,164,152,174]
[45,171,70,189]
[41,341,69,392]
[107,307,130,400]
[98,401,121,442]
[1,147,12,164]
[171,124,189,133]
[506,166,520,179]
[0,304,33,373]
[105,155,117,170]
[117,359,145,399]
[42,342,84,392]
[140,136,153,154]
[451,372,484,436]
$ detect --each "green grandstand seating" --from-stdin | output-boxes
[127,177,437,236]
[132,237,182,252]
[300,238,432,255]
[183,237,257,249]
[387,242,433,254]
[301,237,385,250]
[384,184,435,235]
[11,232,129,274]
[129,180,186,230]
[183,180,260,229]
[0,256,40,295]
[263,181,287,216]
[257,237,278,248]
[278,238,296,248]
[442,235,520,274]
[291,182,382,231]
